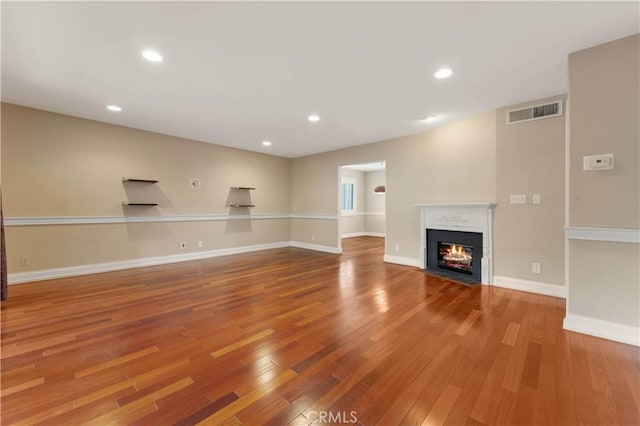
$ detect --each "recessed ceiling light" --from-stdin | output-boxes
[262,140,272,147]
[142,50,163,62]
[107,105,122,112]
[308,114,320,122]
[434,68,452,79]
[423,115,439,123]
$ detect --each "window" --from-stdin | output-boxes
[340,177,357,215]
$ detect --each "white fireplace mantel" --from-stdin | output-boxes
[415,203,495,284]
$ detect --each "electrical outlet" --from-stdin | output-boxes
[395,243,400,252]
[533,194,541,204]
[197,240,203,248]
[189,178,201,189]
[20,256,30,266]
[180,242,187,249]
[531,262,541,274]
[311,234,316,241]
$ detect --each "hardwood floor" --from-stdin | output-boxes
[1,236,638,425]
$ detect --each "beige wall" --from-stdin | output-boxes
[566,34,640,331]
[569,240,639,327]
[290,218,337,249]
[365,171,385,213]
[7,220,291,271]
[2,104,291,217]
[569,34,640,229]
[495,96,566,286]
[364,170,385,234]
[291,111,497,261]
[289,154,340,249]
[2,104,292,273]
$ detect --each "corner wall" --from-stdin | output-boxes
[565,34,640,346]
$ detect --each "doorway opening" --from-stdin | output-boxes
[338,161,386,254]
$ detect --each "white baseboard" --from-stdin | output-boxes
[383,254,421,268]
[341,232,385,238]
[491,275,566,298]
[366,232,386,238]
[341,232,366,238]
[8,240,345,284]
[290,241,342,254]
[563,313,640,346]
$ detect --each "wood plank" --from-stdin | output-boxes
[420,384,461,426]
[74,358,190,407]
[174,392,240,425]
[211,329,275,358]
[74,345,159,378]
[196,369,297,425]
[455,309,482,337]
[501,322,520,346]
[85,376,194,426]
[0,376,44,396]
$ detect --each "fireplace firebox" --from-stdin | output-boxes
[426,229,483,284]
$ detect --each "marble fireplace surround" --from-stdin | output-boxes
[415,203,495,284]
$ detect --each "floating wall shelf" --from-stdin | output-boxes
[122,178,158,184]
[122,178,159,206]
[229,187,255,207]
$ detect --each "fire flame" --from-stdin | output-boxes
[444,245,472,263]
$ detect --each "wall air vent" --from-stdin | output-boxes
[506,100,563,125]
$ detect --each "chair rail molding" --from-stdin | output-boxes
[6,213,339,226]
[565,226,640,244]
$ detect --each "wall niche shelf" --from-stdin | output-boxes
[230,186,255,190]
[230,204,255,208]
[122,178,158,184]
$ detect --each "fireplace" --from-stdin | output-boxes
[426,229,483,283]
[416,203,495,285]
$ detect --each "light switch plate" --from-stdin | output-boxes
[510,194,526,204]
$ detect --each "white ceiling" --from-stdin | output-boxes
[2,2,638,158]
